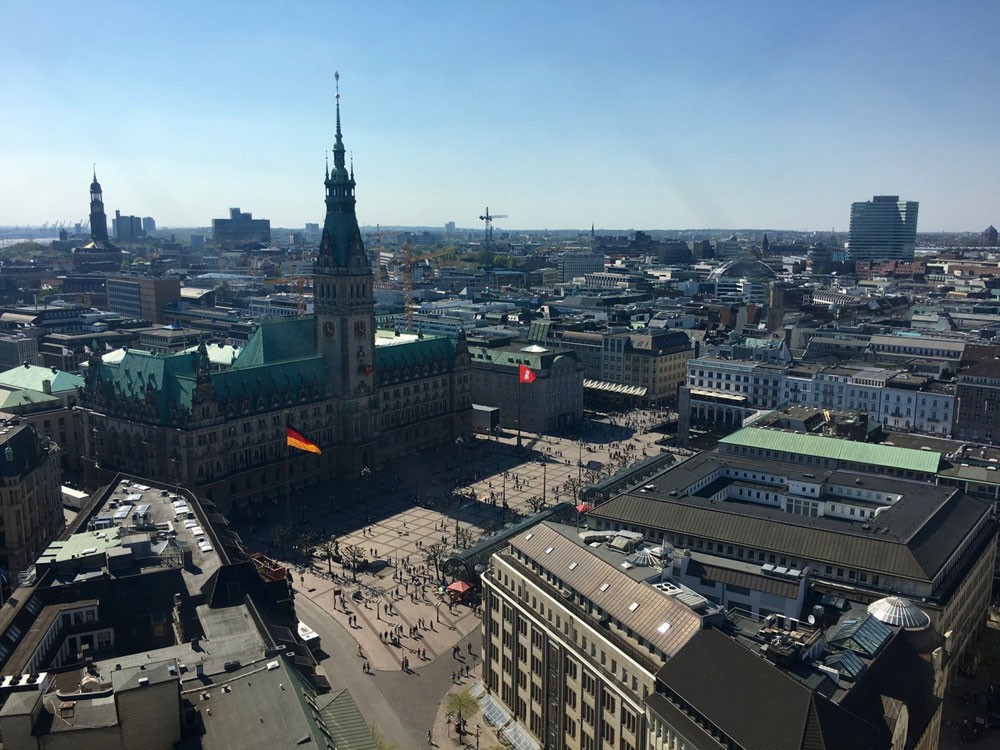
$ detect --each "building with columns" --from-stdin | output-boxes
[78,82,472,510]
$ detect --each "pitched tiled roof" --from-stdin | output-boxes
[508,522,703,658]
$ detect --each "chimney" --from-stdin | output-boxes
[41,380,51,395]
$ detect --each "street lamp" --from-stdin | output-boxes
[361,465,371,524]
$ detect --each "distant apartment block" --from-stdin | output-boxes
[557,251,604,283]
[212,207,271,247]
[106,276,182,323]
[142,216,156,233]
[112,211,144,243]
[848,195,918,262]
[0,335,40,370]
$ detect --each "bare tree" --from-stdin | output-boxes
[271,525,293,555]
[525,495,546,513]
[562,476,582,502]
[341,543,366,582]
[423,542,446,583]
[455,526,475,549]
[317,537,338,574]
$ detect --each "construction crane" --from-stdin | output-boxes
[263,276,309,317]
[478,207,508,250]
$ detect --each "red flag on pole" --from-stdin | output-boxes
[519,364,536,384]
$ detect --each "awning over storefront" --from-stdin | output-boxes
[583,379,647,397]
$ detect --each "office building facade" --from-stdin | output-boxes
[106,276,182,324]
[212,207,272,247]
[848,195,919,262]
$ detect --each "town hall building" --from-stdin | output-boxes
[79,85,472,510]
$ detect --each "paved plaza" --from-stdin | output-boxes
[231,410,672,747]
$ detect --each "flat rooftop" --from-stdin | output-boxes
[39,478,223,595]
[587,451,990,583]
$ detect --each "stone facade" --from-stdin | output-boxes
[77,96,471,510]
[0,418,63,576]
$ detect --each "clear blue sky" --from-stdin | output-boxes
[2,1,998,232]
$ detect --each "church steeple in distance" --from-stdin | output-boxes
[89,165,109,243]
[318,72,368,273]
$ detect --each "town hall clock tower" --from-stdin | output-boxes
[314,74,377,452]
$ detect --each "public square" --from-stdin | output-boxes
[231,410,672,747]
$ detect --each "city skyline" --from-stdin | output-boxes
[3,1,998,231]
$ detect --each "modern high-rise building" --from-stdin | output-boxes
[113,210,144,242]
[847,195,919,262]
[142,216,156,233]
[212,207,271,247]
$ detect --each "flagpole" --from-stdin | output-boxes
[284,440,291,523]
[516,372,522,450]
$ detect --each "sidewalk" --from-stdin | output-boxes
[296,565,482,673]
[430,661,493,749]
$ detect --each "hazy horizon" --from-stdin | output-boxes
[3,1,998,232]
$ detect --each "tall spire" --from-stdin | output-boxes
[325,151,329,180]
[318,72,366,271]
[332,71,346,170]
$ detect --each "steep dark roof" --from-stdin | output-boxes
[656,628,882,750]
[838,632,941,750]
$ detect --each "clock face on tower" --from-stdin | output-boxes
[354,320,367,339]
[322,321,335,339]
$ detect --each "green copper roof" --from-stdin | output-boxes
[92,348,199,419]
[375,334,456,385]
[0,364,84,393]
[232,318,316,369]
[718,428,941,474]
[0,386,60,410]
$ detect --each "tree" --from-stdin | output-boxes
[341,543,366,582]
[455,526,475,549]
[297,530,318,558]
[423,542,446,583]
[525,495,546,513]
[271,525,293,555]
[562,476,582,502]
[444,689,478,726]
[317,537,338,574]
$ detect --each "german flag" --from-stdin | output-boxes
[286,425,321,454]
